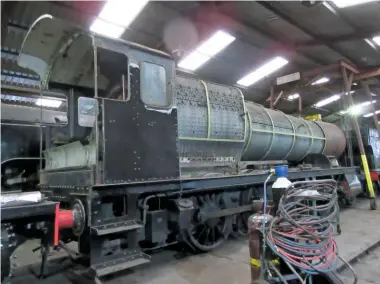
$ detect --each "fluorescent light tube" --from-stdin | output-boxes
[178,30,235,71]
[237,56,289,87]
[312,77,330,85]
[363,110,380,117]
[342,90,355,95]
[36,98,62,108]
[348,100,375,115]
[90,0,149,38]
[90,20,125,39]
[340,100,376,115]
[323,2,338,14]
[373,36,380,46]
[332,0,375,8]
[288,93,300,101]
[314,94,341,107]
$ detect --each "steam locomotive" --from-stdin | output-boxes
[1,14,363,282]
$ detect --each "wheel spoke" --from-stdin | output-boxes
[198,225,207,240]
[217,222,225,236]
[215,224,221,235]
[187,193,233,251]
[211,193,216,201]
[205,194,211,203]
[216,194,222,204]
[191,196,198,208]
[198,195,205,205]
[205,228,211,245]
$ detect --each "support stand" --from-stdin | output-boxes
[341,66,377,210]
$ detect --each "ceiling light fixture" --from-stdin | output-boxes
[237,56,289,87]
[348,100,376,115]
[343,90,355,95]
[332,0,375,8]
[365,38,378,50]
[363,109,380,117]
[311,77,330,85]
[288,93,300,101]
[314,94,341,108]
[36,98,62,108]
[90,0,149,38]
[373,36,380,46]
[323,2,339,14]
[178,30,236,71]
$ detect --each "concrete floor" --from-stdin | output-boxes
[8,197,380,284]
[338,245,380,284]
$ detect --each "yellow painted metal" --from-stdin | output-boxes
[250,128,325,140]
[242,111,253,156]
[236,88,248,142]
[282,112,296,160]
[304,114,322,121]
[361,154,376,198]
[260,105,276,160]
[250,258,280,268]
[299,120,315,161]
[200,80,211,139]
[250,258,261,268]
[237,91,252,157]
[179,137,245,142]
[314,121,328,154]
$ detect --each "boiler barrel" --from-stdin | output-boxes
[175,77,346,166]
[242,102,346,162]
[176,77,246,168]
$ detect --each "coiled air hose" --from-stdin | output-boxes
[265,180,340,277]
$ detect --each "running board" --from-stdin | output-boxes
[92,251,150,277]
[91,219,143,236]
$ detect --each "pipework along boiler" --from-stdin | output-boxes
[175,76,346,171]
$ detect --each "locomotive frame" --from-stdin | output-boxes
[5,14,362,278]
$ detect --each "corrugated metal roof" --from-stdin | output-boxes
[1,1,379,115]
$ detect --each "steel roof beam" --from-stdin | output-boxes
[295,28,380,47]
[160,1,327,66]
[354,68,380,81]
[286,83,380,117]
[1,1,17,43]
[257,2,361,66]
[49,1,161,43]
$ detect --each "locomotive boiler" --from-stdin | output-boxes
[0,14,361,282]
[176,77,346,168]
[42,76,347,176]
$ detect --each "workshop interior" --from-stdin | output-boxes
[1,1,380,284]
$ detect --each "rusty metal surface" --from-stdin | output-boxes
[248,214,264,282]
[316,121,346,157]
[242,102,345,162]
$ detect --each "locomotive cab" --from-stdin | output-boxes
[19,14,180,186]
[15,14,182,276]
